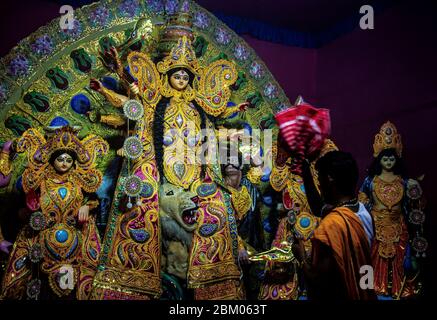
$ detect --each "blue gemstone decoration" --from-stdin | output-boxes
[163,135,173,146]
[300,217,311,228]
[89,247,97,260]
[101,76,118,91]
[66,236,78,258]
[49,116,69,127]
[70,94,90,114]
[261,173,271,182]
[55,229,68,243]
[197,183,217,197]
[300,184,306,193]
[125,66,137,81]
[58,187,67,199]
[16,176,23,193]
[140,182,154,198]
[199,223,218,237]
[15,256,26,270]
[129,229,150,243]
[262,195,272,206]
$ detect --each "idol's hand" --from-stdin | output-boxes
[238,102,250,111]
[78,205,90,224]
[116,148,125,157]
[100,46,122,73]
[0,240,12,254]
[90,78,103,93]
[87,110,101,123]
[238,248,250,265]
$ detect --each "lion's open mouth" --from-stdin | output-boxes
[182,207,198,225]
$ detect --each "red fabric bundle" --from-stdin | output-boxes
[275,102,331,174]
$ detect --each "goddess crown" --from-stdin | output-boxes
[156,36,201,75]
[373,121,403,157]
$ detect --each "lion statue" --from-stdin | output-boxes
[159,183,199,281]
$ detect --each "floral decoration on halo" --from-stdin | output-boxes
[7,55,30,78]
[193,11,209,29]
[30,34,54,57]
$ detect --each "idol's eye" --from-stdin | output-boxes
[66,159,73,163]
[166,190,174,196]
[183,76,189,81]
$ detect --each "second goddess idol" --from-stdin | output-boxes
[0,126,108,299]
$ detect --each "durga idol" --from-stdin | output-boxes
[90,35,249,300]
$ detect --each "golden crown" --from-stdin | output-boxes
[41,126,88,162]
[16,126,108,165]
[156,36,201,75]
[373,121,403,157]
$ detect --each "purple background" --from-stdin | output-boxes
[0,0,436,297]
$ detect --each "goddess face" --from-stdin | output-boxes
[380,155,396,172]
[53,153,74,174]
[169,70,189,91]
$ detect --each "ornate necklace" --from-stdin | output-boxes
[336,198,359,208]
[373,175,403,210]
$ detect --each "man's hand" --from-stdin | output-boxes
[238,248,250,265]
[0,240,12,254]
[78,205,90,224]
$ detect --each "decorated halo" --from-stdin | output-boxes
[123,136,143,160]
[123,99,144,121]
[412,236,428,254]
[29,243,44,263]
[26,279,41,299]
[409,209,425,225]
[123,175,143,197]
[30,211,46,231]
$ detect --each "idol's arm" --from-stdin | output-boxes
[218,102,250,119]
[87,78,128,129]
[90,78,129,108]
[302,159,323,217]
[0,141,14,188]
[78,192,99,224]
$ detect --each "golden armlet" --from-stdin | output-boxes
[0,151,12,176]
[101,87,126,108]
[100,114,126,128]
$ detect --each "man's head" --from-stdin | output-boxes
[316,151,359,204]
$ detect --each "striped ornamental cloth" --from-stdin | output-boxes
[274,102,331,174]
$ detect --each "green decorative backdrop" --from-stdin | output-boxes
[0,0,289,215]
